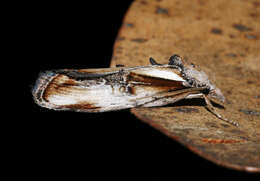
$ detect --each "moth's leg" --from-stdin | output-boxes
[202,94,239,126]
[137,88,204,107]
[136,88,239,126]
[142,91,197,107]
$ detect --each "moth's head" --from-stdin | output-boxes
[184,64,225,103]
[207,87,225,103]
[168,55,225,103]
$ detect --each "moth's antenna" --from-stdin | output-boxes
[149,57,161,65]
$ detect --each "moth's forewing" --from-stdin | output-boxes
[32,66,188,112]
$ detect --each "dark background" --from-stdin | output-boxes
[4,0,258,176]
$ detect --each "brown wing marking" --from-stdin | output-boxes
[127,72,186,93]
[61,103,100,111]
[42,74,81,102]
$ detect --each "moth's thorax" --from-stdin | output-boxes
[182,65,211,87]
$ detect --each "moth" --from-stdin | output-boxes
[32,54,238,126]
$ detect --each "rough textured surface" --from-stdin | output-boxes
[110,0,260,172]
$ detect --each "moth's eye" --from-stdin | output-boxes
[202,88,210,94]
[168,54,183,69]
[188,78,194,85]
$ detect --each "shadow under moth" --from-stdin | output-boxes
[32,54,238,126]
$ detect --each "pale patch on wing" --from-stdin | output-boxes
[44,80,162,112]
[47,95,78,105]
[132,68,185,81]
[185,93,203,99]
[43,81,140,111]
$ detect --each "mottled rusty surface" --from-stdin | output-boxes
[110,0,260,172]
